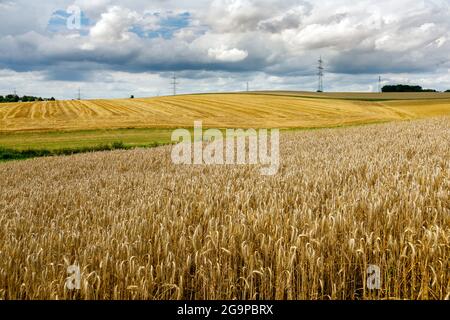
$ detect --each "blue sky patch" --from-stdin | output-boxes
[134,12,192,39]
[47,9,91,35]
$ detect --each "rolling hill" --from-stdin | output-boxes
[1,92,450,133]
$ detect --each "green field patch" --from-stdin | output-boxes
[0,128,176,150]
[0,128,178,161]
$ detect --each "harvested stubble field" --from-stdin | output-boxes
[0,117,448,300]
[1,92,450,132]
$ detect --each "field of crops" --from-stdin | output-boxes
[256,91,450,100]
[0,117,448,300]
[1,92,450,132]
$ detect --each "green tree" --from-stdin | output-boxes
[5,94,19,102]
[382,84,437,93]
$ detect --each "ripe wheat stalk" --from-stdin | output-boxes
[0,118,448,300]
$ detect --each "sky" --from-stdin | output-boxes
[1,0,450,99]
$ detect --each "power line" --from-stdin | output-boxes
[317,57,324,92]
[171,73,179,96]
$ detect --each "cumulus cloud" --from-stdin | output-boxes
[89,6,140,42]
[1,0,450,98]
[0,0,14,9]
[204,0,311,33]
[74,0,111,13]
[208,46,248,62]
[257,8,308,33]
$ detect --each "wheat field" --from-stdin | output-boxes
[0,117,448,300]
[1,93,450,132]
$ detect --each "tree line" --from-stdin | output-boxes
[0,95,56,103]
[382,85,450,93]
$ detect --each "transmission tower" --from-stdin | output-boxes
[378,76,382,93]
[246,82,249,92]
[171,74,179,96]
[13,88,17,96]
[78,88,81,100]
[317,57,324,92]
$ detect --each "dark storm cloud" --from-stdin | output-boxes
[328,50,434,75]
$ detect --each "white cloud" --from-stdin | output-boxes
[203,0,310,33]
[0,0,14,9]
[2,0,450,97]
[208,46,248,62]
[73,0,111,16]
[90,6,140,42]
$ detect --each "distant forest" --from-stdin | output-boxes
[382,85,447,93]
[0,95,56,103]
